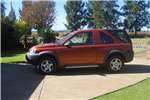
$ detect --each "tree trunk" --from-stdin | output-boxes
[24,34,27,49]
[134,31,137,36]
[134,27,137,37]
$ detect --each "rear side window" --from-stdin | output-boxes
[100,32,113,44]
[108,30,130,43]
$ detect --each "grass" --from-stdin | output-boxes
[0,50,26,63]
[92,78,150,100]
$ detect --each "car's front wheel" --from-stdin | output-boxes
[106,56,124,72]
[37,57,56,74]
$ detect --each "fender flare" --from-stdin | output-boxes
[104,50,125,63]
[39,51,59,65]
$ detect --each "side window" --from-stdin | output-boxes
[109,30,130,43]
[67,32,93,46]
[100,32,113,44]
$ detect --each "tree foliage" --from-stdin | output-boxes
[20,0,33,28]
[38,28,56,43]
[1,17,22,50]
[103,1,120,29]
[21,0,55,30]
[64,0,86,31]
[87,1,105,28]
[32,1,55,29]
[1,2,20,50]
[86,1,120,29]
[122,0,150,34]
[20,0,56,43]
[14,20,30,48]
[8,2,16,21]
[1,1,6,17]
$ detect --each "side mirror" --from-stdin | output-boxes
[64,43,71,48]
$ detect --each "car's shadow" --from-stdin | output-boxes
[1,63,45,100]
[1,63,150,100]
[122,64,150,74]
[55,64,150,76]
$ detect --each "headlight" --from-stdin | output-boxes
[29,48,37,54]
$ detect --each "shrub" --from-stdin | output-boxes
[129,32,150,38]
[1,17,23,50]
[38,28,57,43]
[15,20,31,49]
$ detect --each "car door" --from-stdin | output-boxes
[59,31,97,65]
[95,31,115,64]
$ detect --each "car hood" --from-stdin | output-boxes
[33,43,62,49]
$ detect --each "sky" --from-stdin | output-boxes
[3,0,150,31]
[4,0,67,31]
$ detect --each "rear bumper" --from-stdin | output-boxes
[26,53,40,65]
[124,50,134,62]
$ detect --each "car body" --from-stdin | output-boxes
[26,29,134,74]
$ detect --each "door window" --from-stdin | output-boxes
[66,32,93,46]
[100,32,113,44]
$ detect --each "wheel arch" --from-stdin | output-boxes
[39,51,59,65]
[105,50,125,63]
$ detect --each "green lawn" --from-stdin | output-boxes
[0,50,26,63]
[92,78,150,100]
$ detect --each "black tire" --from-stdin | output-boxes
[98,64,105,70]
[36,57,57,74]
[106,55,124,72]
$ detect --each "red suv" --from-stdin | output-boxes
[26,29,134,74]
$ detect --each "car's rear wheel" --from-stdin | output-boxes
[37,57,56,74]
[106,56,124,72]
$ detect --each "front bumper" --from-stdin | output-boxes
[26,53,40,65]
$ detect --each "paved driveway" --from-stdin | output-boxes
[2,51,150,100]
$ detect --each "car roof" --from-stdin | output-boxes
[77,29,102,31]
[106,29,126,32]
[76,29,125,33]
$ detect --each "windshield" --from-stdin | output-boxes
[56,32,75,44]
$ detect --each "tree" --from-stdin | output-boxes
[86,1,120,29]
[1,2,7,50]
[103,1,120,29]
[15,20,30,48]
[20,0,56,43]
[122,0,150,35]
[86,1,95,28]
[21,0,56,40]
[90,1,105,28]
[38,28,56,43]
[8,2,16,21]
[1,2,19,50]
[31,0,55,29]
[19,0,33,46]
[1,1,6,17]
[21,0,33,28]
[1,16,18,50]
[64,0,86,31]
[31,0,56,43]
